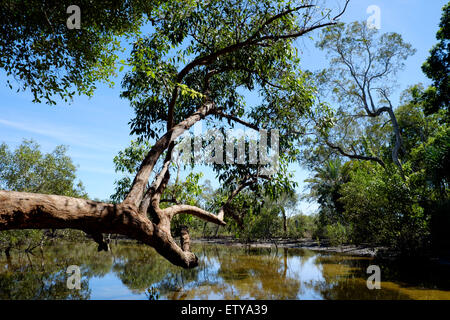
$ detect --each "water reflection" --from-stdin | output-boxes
[0,241,449,300]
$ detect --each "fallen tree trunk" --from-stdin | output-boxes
[0,190,200,268]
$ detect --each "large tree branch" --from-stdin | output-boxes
[377,89,404,174]
[139,142,175,215]
[324,140,386,168]
[162,205,226,226]
[0,190,198,268]
[251,5,316,39]
[124,101,216,207]
[255,22,337,43]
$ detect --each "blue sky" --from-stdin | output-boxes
[0,0,447,213]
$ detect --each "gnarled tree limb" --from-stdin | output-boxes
[163,204,226,226]
[0,190,200,268]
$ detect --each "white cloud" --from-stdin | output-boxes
[0,118,116,151]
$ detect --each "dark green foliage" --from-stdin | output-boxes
[421,2,449,118]
[0,0,154,104]
[306,87,449,255]
[340,163,430,252]
[305,159,351,229]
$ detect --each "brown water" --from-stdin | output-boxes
[0,241,449,300]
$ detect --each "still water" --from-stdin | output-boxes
[0,241,449,300]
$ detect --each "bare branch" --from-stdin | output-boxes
[214,109,260,131]
[255,22,337,42]
[377,89,405,174]
[332,0,350,21]
[250,4,316,39]
[163,205,226,226]
[324,140,386,168]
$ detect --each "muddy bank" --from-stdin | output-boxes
[191,237,388,257]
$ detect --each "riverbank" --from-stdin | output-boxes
[191,238,450,265]
[190,237,388,257]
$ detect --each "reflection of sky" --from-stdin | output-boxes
[84,248,332,300]
[89,273,146,300]
[196,256,222,284]
[194,251,328,300]
[286,255,325,300]
[4,244,448,299]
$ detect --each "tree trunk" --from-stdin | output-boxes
[0,190,199,268]
[214,225,220,237]
[282,208,287,236]
[385,107,405,175]
[180,226,190,252]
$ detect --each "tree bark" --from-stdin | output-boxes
[180,226,190,252]
[0,190,201,268]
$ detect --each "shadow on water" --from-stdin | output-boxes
[0,241,449,300]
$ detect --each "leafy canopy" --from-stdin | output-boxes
[122,0,326,141]
[0,0,156,104]
[421,2,449,117]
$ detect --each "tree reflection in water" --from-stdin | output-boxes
[0,241,449,300]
